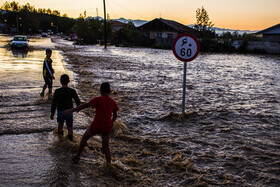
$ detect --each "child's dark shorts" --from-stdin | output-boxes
[43,76,53,88]
[57,110,73,127]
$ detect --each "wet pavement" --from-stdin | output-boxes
[0,35,88,135]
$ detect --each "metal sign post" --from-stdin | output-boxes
[172,33,200,118]
[182,62,187,117]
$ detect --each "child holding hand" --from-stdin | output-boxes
[63,82,119,164]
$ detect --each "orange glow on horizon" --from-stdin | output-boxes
[1,0,279,31]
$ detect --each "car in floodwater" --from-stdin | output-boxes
[41,32,48,37]
[11,35,29,48]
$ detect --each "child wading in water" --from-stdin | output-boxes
[63,82,119,164]
[41,49,55,97]
[51,74,81,141]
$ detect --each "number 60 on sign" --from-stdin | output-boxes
[172,33,200,62]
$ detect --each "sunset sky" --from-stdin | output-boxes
[1,0,279,31]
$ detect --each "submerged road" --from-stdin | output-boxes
[0,34,279,186]
[0,35,88,135]
[0,35,90,186]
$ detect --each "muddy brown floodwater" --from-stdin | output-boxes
[0,35,280,186]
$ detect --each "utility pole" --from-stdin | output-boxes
[16,15,19,34]
[103,0,107,48]
[96,8,101,43]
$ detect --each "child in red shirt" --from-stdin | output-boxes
[63,82,119,164]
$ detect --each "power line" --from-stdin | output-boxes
[108,0,148,20]
[58,8,97,12]
[34,0,148,20]
[106,0,118,19]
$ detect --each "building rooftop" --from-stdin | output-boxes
[256,23,280,35]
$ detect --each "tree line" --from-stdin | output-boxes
[1,1,75,35]
[1,1,261,53]
[0,1,149,46]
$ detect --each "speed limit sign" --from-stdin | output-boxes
[172,33,200,62]
[172,33,200,118]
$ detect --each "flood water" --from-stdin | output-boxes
[0,34,279,186]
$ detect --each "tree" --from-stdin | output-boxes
[46,8,52,14]
[52,10,60,17]
[114,21,145,47]
[74,14,98,44]
[21,3,35,12]
[1,1,21,12]
[19,4,39,33]
[195,6,214,33]
[38,8,46,14]
[194,6,216,51]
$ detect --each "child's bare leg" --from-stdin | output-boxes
[67,126,73,141]
[102,135,111,164]
[41,84,47,96]
[48,88,52,95]
[76,128,93,158]
[58,123,64,135]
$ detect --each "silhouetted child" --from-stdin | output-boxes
[41,49,55,97]
[63,82,119,164]
[51,74,81,141]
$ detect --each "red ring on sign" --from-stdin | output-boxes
[172,33,200,62]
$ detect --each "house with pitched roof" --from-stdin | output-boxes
[256,24,280,43]
[111,20,124,32]
[246,23,280,54]
[138,18,197,47]
[256,23,280,42]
